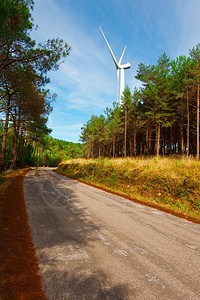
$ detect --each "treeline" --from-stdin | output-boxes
[28,138,83,167]
[81,49,200,160]
[0,121,83,167]
[0,0,70,170]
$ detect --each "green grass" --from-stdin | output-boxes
[56,157,200,222]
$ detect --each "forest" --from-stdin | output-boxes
[81,50,200,160]
[0,0,84,170]
[2,1,200,172]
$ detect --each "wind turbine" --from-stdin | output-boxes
[99,27,131,105]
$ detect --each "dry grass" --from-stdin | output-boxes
[57,157,200,223]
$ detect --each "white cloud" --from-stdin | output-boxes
[52,123,84,131]
[32,0,119,114]
[50,123,84,143]
[174,0,200,56]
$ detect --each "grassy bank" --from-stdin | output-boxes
[56,157,200,222]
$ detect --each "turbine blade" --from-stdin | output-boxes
[99,27,119,68]
[119,46,126,65]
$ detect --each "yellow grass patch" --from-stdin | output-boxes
[57,157,200,223]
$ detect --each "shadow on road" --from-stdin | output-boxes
[41,266,130,300]
[25,171,132,299]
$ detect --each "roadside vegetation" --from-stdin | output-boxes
[57,157,200,223]
[77,39,200,224]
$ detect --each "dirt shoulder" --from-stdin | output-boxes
[0,169,47,300]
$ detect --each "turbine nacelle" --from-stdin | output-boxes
[119,62,131,69]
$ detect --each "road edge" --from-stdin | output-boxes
[0,169,47,299]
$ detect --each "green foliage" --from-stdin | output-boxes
[0,0,71,170]
[1,133,83,169]
[0,0,33,40]
[22,137,83,167]
[81,44,200,159]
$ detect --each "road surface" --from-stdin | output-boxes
[24,168,200,300]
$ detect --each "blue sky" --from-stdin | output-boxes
[31,0,200,142]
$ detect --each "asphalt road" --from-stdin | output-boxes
[24,168,200,300]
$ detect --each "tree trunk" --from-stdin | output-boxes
[20,129,28,167]
[187,89,190,158]
[113,135,115,158]
[156,122,161,157]
[10,108,20,170]
[124,105,127,158]
[180,119,184,155]
[133,119,137,157]
[98,142,101,158]
[86,143,88,158]
[170,127,173,155]
[91,141,94,159]
[89,139,92,158]
[129,136,132,157]
[145,121,148,155]
[24,129,28,144]
[17,127,23,156]
[197,84,199,161]
[146,118,151,155]
[0,99,10,170]
[10,127,19,170]
[148,119,152,155]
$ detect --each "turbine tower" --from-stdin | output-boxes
[100,27,131,105]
